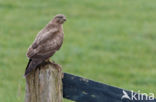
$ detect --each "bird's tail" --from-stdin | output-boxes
[24,59,43,77]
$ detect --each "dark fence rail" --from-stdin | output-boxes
[63,73,156,102]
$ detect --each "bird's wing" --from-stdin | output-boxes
[32,28,58,49]
[34,34,63,58]
[27,28,58,58]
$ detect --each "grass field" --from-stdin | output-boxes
[0,0,156,102]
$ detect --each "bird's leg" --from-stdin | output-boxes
[45,58,50,62]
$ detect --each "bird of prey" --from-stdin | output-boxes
[25,14,66,76]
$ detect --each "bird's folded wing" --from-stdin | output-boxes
[27,29,60,59]
[32,28,58,49]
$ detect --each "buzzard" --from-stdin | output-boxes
[25,14,66,76]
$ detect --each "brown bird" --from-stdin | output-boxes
[25,14,66,76]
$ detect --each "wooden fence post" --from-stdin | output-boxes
[25,61,63,102]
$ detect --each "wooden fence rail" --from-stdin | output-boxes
[63,73,156,102]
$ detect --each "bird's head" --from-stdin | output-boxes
[53,14,66,24]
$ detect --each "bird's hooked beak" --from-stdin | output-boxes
[63,17,66,22]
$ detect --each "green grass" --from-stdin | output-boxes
[0,0,156,102]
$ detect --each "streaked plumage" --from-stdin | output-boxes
[25,14,66,76]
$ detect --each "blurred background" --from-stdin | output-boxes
[0,0,156,102]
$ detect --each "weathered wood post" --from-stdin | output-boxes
[25,61,63,102]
